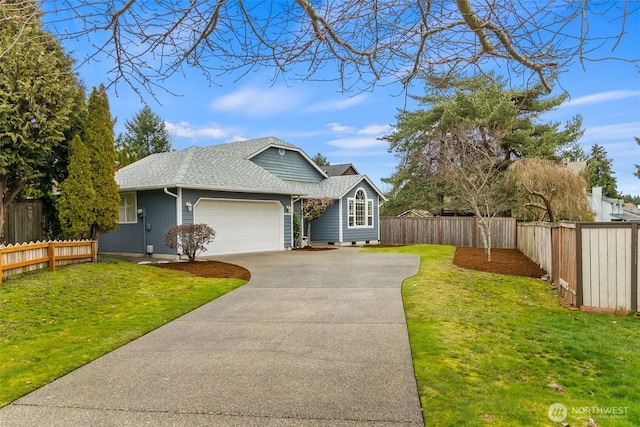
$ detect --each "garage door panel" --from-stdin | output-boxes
[194,200,282,255]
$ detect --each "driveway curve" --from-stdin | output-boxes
[0,247,423,426]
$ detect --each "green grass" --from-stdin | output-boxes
[364,245,640,426]
[0,259,245,407]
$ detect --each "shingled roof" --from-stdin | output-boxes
[115,137,384,199]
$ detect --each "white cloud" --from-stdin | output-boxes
[358,124,392,135]
[327,136,387,150]
[327,122,355,133]
[327,148,389,158]
[307,94,367,112]
[165,121,226,139]
[563,90,640,108]
[581,122,640,143]
[210,85,307,117]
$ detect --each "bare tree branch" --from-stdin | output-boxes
[6,0,634,95]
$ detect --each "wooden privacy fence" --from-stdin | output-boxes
[518,222,639,312]
[2,200,45,244]
[0,240,97,284]
[380,216,517,249]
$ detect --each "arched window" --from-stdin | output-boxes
[348,188,373,228]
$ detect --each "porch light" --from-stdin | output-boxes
[185,201,193,211]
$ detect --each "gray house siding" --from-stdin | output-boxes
[284,213,293,249]
[308,202,340,242]
[342,182,380,243]
[251,147,324,182]
[99,189,178,255]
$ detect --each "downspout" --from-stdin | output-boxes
[164,187,181,260]
[163,187,181,225]
[339,199,343,244]
[292,196,302,247]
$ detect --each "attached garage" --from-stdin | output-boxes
[193,199,284,255]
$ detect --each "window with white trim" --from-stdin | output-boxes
[119,192,137,223]
[347,188,373,228]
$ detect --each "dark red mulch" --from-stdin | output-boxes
[453,247,547,278]
[149,260,251,280]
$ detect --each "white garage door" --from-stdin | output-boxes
[194,199,283,255]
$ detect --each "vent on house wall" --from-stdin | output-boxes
[278,148,286,156]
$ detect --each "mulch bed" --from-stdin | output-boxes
[120,246,544,280]
[453,247,547,278]
[150,261,251,280]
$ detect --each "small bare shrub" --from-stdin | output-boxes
[163,224,216,262]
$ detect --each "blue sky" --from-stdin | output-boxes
[54,6,640,198]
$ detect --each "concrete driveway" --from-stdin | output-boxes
[0,247,423,426]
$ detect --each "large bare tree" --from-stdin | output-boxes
[12,0,636,94]
[433,125,512,261]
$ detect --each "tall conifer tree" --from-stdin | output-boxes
[582,144,618,198]
[84,85,119,241]
[57,135,96,239]
[0,2,80,238]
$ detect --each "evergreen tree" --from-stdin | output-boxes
[57,135,96,239]
[382,73,583,214]
[116,106,172,166]
[312,153,329,166]
[582,144,618,198]
[0,2,80,238]
[84,85,120,241]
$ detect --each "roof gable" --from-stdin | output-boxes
[251,147,325,182]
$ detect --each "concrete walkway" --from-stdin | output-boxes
[0,248,423,426]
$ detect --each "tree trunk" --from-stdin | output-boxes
[306,221,312,248]
[477,216,492,262]
[0,198,4,243]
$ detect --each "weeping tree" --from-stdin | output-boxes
[506,158,593,222]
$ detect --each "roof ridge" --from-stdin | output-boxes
[174,146,199,184]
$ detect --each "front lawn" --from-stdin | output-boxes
[0,259,245,407]
[366,245,640,426]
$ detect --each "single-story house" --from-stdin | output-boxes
[100,137,386,257]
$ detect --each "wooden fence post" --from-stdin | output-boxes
[0,246,4,285]
[631,223,638,312]
[92,241,98,263]
[48,242,56,272]
[575,223,583,308]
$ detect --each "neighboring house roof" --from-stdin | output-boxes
[115,137,385,199]
[565,160,586,176]
[612,208,640,222]
[397,209,431,217]
[322,163,360,176]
